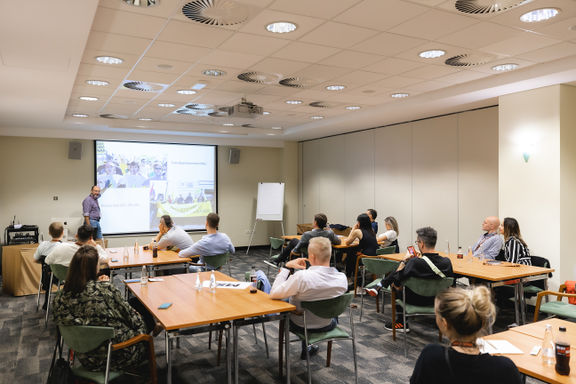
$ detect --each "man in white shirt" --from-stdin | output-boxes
[150,215,194,251]
[179,213,235,270]
[45,224,108,267]
[270,237,348,359]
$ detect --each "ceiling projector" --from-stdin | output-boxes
[223,98,263,118]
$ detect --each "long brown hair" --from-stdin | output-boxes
[63,245,99,294]
[503,217,527,247]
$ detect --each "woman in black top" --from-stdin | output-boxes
[410,285,523,384]
[344,213,378,277]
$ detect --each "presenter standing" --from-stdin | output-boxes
[82,185,103,240]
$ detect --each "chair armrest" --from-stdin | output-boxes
[112,334,152,351]
[113,334,158,384]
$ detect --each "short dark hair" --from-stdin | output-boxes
[206,212,219,229]
[49,222,64,238]
[314,213,327,229]
[161,215,173,228]
[63,245,99,294]
[91,185,99,191]
[77,224,93,242]
[367,209,377,220]
[416,226,437,248]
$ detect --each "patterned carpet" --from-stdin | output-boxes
[0,247,544,384]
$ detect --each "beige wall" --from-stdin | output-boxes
[300,107,499,252]
[0,136,298,248]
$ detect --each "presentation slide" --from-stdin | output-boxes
[94,140,217,235]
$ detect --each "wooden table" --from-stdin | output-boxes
[107,247,190,280]
[375,252,554,324]
[484,319,576,383]
[126,271,295,384]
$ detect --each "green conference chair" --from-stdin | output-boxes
[281,293,358,384]
[45,263,69,327]
[188,252,231,275]
[57,325,157,384]
[393,276,454,357]
[353,246,396,296]
[360,257,400,321]
[269,236,285,259]
[534,284,576,322]
[376,246,397,255]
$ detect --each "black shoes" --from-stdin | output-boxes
[300,344,320,360]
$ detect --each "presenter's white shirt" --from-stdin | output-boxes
[45,242,108,266]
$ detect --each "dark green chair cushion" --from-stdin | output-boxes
[539,301,576,319]
[291,327,351,345]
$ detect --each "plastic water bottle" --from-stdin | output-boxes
[209,270,216,293]
[141,266,148,285]
[555,326,571,375]
[134,240,139,256]
[467,246,473,263]
[123,247,129,263]
[195,273,202,291]
[152,240,158,258]
[542,324,555,365]
[250,265,258,294]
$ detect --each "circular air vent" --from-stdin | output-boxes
[309,101,335,108]
[176,109,211,116]
[182,0,249,26]
[99,114,128,119]
[445,54,494,67]
[208,110,229,117]
[123,81,165,92]
[279,77,316,88]
[237,72,281,84]
[185,103,213,110]
[455,0,529,14]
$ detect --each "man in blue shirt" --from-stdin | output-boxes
[179,212,235,270]
[472,216,503,260]
[82,185,103,239]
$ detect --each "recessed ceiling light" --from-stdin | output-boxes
[267,133,276,136]
[72,113,88,118]
[325,85,345,91]
[191,83,207,90]
[286,100,302,105]
[223,123,234,126]
[138,118,153,121]
[202,69,226,77]
[520,8,559,22]
[492,63,519,72]
[391,93,409,98]
[272,126,282,130]
[263,111,271,115]
[79,96,98,101]
[266,21,297,34]
[86,80,109,86]
[95,56,123,65]
[177,89,197,95]
[311,116,324,120]
[419,49,446,59]
[345,106,361,110]
[158,103,175,108]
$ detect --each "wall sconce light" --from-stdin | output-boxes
[522,152,530,162]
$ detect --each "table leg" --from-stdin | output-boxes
[519,281,526,325]
[165,331,172,384]
[226,324,232,384]
[285,313,290,384]
[513,283,520,325]
[234,321,239,384]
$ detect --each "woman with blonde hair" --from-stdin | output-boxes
[377,216,399,252]
[410,286,522,383]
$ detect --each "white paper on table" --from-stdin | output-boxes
[478,338,524,354]
[201,281,252,289]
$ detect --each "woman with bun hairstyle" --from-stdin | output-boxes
[410,286,522,384]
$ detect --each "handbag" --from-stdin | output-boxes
[46,332,72,384]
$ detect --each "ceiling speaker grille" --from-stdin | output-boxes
[182,0,249,26]
[237,72,280,84]
[279,77,316,88]
[123,81,166,92]
[455,0,529,14]
[445,54,493,67]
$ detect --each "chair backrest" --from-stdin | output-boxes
[403,276,454,297]
[204,252,230,269]
[301,293,353,319]
[269,237,285,251]
[376,246,396,255]
[59,325,115,353]
[362,258,399,276]
[531,255,552,275]
[50,264,69,281]
[390,239,400,253]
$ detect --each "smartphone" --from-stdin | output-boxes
[407,246,416,256]
[158,302,172,309]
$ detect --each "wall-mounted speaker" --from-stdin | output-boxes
[229,148,240,164]
[68,141,82,160]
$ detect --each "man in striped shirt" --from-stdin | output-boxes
[472,216,503,260]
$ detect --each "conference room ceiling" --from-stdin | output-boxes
[1,0,576,144]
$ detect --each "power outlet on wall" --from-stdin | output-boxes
[53,196,58,201]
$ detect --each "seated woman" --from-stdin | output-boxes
[53,246,155,371]
[377,216,399,252]
[502,217,532,265]
[343,213,378,277]
[410,285,522,384]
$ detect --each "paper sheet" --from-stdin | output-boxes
[201,281,252,290]
[478,338,524,354]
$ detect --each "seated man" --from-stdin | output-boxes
[367,226,453,332]
[150,215,194,251]
[472,216,503,260]
[45,224,108,267]
[270,237,348,359]
[179,213,234,270]
[275,213,341,265]
[34,222,64,310]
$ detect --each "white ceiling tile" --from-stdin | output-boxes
[321,70,387,89]
[335,0,430,31]
[135,57,192,75]
[319,50,384,69]
[294,64,351,83]
[113,88,161,100]
[400,65,460,80]
[91,6,167,39]
[404,80,450,93]
[238,10,325,40]
[488,0,576,31]
[85,31,152,56]
[389,9,479,40]
[437,22,525,50]
[291,89,334,99]
[250,58,310,76]
[129,69,181,84]
[197,50,265,69]
[436,70,491,84]
[146,41,212,62]
[76,63,128,81]
[481,33,561,56]
[157,20,235,48]
[194,90,242,106]
[299,22,379,48]
[353,32,425,56]
[269,0,362,19]
[532,16,576,41]
[218,33,291,56]
[257,85,306,96]
[98,0,180,18]
[212,80,267,93]
[363,57,424,75]
[372,75,422,88]
[516,42,576,62]
[271,41,340,63]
